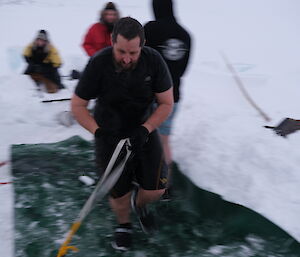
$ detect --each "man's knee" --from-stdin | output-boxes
[109,192,131,209]
[137,188,165,204]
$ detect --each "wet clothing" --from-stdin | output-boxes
[82,23,112,57]
[144,0,191,102]
[75,46,172,197]
[23,42,63,89]
[95,131,168,198]
[75,46,172,136]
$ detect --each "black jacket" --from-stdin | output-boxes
[144,0,191,102]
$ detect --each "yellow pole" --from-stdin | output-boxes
[56,222,81,257]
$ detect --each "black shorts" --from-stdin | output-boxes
[95,130,168,198]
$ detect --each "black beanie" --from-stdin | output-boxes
[36,30,48,41]
[104,2,117,11]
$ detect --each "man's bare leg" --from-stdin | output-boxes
[109,192,133,251]
[109,192,132,224]
[136,188,165,208]
[109,188,165,223]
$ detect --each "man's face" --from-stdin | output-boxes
[102,10,118,24]
[113,34,142,71]
[36,38,47,47]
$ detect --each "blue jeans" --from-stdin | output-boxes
[157,103,178,136]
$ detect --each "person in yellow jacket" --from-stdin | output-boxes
[23,30,64,93]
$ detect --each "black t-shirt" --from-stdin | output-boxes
[75,46,172,136]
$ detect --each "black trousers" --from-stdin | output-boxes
[95,130,168,198]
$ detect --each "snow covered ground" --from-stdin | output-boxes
[1,0,300,256]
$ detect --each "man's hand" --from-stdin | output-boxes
[265,118,300,137]
[94,127,112,138]
[129,126,150,152]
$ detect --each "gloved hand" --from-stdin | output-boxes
[129,126,150,152]
[94,127,110,138]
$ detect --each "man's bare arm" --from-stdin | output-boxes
[71,94,99,134]
[143,87,174,133]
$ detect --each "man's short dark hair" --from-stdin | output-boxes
[112,17,145,47]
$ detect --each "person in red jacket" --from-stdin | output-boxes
[82,2,120,57]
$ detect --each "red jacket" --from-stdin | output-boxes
[82,23,112,57]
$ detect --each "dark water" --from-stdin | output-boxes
[11,136,300,257]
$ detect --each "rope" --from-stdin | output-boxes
[220,51,272,122]
[56,138,131,257]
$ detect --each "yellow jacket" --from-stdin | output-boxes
[23,43,62,68]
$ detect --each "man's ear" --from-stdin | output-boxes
[111,36,115,46]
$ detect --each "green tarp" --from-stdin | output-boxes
[11,136,300,257]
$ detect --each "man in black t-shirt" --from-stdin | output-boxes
[71,17,173,251]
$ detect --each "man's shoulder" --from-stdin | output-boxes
[23,43,34,56]
[144,21,159,34]
[177,24,191,39]
[145,19,190,39]
[144,19,175,28]
[25,43,34,49]
[89,22,107,31]
[48,44,58,51]
[141,47,167,69]
[144,20,156,28]
[142,46,161,58]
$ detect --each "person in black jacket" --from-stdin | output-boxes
[144,0,191,194]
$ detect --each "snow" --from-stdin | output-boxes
[1,0,300,256]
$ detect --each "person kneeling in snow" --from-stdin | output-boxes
[23,29,64,93]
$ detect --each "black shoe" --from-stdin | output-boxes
[131,186,157,234]
[111,223,132,251]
